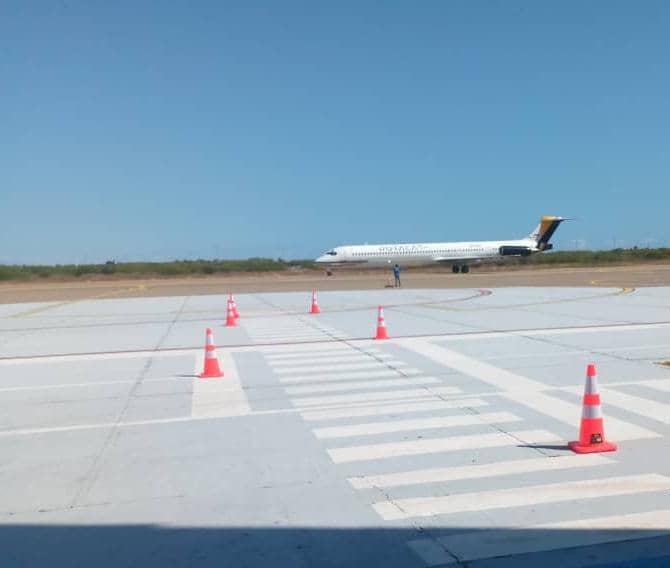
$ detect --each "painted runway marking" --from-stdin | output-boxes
[503,389,660,441]
[279,368,424,384]
[190,352,251,418]
[0,376,178,393]
[5,321,670,363]
[643,379,670,393]
[0,349,197,366]
[328,429,557,464]
[263,348,382,361]
[374,473,670,520]
[267,354,393,368]
[399,339,539,391]
[0,406,303,437]
[260,343,363,354]
[274,360,409,375]
[600,387,670,425]
[401,338,661,441]
[314,411,521,440]
[292,386,462,408]
[408,509,670,566]
[285,376,441,395]
[301,398,489,421]
[349,453,612,489]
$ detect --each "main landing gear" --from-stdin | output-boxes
[452,265,470,274]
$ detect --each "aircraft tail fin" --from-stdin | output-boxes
[527,216,568,251]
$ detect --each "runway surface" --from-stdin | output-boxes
[1,286,670,567]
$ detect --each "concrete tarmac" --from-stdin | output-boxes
[1,285,670,567]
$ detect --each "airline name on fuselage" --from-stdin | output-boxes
[376,244,473,254]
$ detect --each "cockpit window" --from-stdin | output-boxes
[326,250,337,256]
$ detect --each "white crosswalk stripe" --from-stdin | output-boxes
[264,347,382,360]
[285,376,441,395]
[300,398,489,421]
[374,473,670,521]
[256,323,670,566]
[315,411,521,440]
[600,387,670,425]
[274,360,409,375]
[267,354,393,368]
[349,453,612,489]
[328,429,557,463]
[293,386,462,408]
[641,378,670,393]
[280,368,424,384]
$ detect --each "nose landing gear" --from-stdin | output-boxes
[452,265,470,274]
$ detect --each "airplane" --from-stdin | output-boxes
[315,216,568,275]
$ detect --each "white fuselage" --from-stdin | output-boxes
[315,238,540,268]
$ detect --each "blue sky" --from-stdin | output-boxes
[1,1,669,264]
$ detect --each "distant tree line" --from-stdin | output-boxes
[523,247,670,265]
[0,258,316,281]
[1,248,669,281]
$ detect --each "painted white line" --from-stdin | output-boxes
[517,322,670,337]
[402,338,660,441]
[280,368,423,384]
[269,354,392,368]
[275,360,409,375]
[401,339,539,391]
[260,343,359,354]
[251,334,325,340]
[328,429,557,464]
[350,453,612,489]
[503,390,659,442]
[293,386,462,408]
[286,376,441,396]
[0,376,179,393]
[0,349,197,366]
[431,322,670,342]
[264,349,382,361]
[0,409,294,438]
[301,398,489,422]
[600,388,670,426]
[190,352,251,418]
[374,473,670,521]
[642,379,670,393]
[408,509,670,566]
[315,411,520,440]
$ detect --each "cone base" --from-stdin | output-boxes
[374,329,389,340]
[568,440,617,454]
[225,319,237,327]
[199,372,224,379]
[310,307,321,314]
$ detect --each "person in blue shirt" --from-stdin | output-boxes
[393,264,402,287]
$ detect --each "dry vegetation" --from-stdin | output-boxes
[1,248,669,282]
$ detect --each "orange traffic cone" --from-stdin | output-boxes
[199,328,224,378]
[229,293,240,319]
[374,305,389,340]
[310,290,321,314]
[225,299,237,327]
[569,364,617,454]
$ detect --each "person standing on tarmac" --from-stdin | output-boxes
[393,264,402,288]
